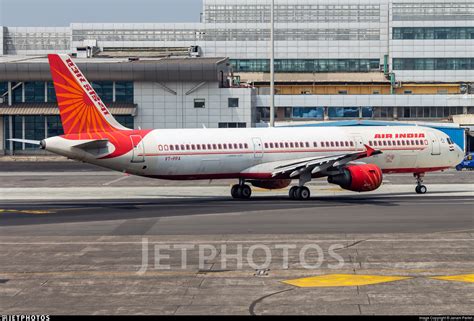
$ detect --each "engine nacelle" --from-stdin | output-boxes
[327,164,383,192]
[249,179,292,190]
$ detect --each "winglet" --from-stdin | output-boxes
[364,144,376,157]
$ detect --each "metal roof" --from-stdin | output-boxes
[283,120,461,128]
[0,103,136,115]
[0,56,230,82]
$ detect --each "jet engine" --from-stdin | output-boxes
[327,164,383,192]
[249,179,292,190]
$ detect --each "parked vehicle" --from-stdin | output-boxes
[455,153,474,171]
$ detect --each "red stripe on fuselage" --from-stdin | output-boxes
[141,147,426,157]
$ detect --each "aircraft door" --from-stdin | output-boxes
[352,135,364,151]
[130,135,145,163]
[252,137,263,158]
[428,132,441,155]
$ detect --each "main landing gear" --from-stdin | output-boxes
[289,186,311,200]
[289,171,312,200]
[231,179,252,199]
[414,173,427,194]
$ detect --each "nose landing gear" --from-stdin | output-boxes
[231,179,252,199]
[414,173,427,194]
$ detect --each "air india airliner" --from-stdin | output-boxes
[12,54,464,200]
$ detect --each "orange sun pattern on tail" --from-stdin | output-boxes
[48,54,127,138]
[48,54,151,159]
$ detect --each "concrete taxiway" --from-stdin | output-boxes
[0,161,472,315]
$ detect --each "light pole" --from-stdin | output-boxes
[269,0,275,127]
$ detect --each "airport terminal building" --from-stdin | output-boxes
[0,0,473,154]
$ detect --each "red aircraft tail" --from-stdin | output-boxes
[47,54,129,135]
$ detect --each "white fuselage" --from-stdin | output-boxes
[43,126,464,180]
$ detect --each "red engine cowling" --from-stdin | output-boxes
[327,164,383,192]
[249,179,292,190]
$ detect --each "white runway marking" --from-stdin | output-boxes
[102,175,130,186]
[0,239,472,245]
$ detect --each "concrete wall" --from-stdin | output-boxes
[0,26,4,56]
[134,81,255,129]
[0,117,3,151]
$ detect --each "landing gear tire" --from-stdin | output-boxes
[298,186,311,200]
[414,173,427,195]
[415,185,427,194]
[289,186,299,200]
[231,185,240,199]
[231,184,252,199]
[240,184,252,199]
[289,186,310,200]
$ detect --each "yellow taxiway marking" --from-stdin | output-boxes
[430,274,474,283]
[0,209,54,215]
[282,274,412,287]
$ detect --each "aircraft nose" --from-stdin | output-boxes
[455,145,465,163]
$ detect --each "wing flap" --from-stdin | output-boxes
[242,144,382,179]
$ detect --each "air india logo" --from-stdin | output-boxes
[374,133,425,139]
[65,58,110,116]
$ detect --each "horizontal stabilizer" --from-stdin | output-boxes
[72,139,109,150]
[7,138,40,145]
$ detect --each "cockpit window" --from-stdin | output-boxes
[447,138,453,144]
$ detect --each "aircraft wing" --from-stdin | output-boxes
[241,145,382,179]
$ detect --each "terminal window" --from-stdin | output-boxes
[194,99,206,108]
[218,122,246,128]
[228,98,239,108]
